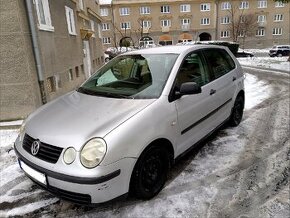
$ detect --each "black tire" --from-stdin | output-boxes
[130,145,170,199]
[229,94,244,127]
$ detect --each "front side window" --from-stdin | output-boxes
[176,52,211,87]
[35,0,54,31]
[203,49,235,79]
[257,0,267,8]
[140,6,150,14]
[180,4,191,12]
[65,6,76,35]
[78,54,179,99]
[120,7,130,16]
[161,5,170,13]
[200,3,210,11]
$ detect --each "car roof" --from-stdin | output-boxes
[124,44,227,55]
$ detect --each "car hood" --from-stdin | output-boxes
[25,91,155,150]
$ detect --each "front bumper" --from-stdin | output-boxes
[14,141,136,204]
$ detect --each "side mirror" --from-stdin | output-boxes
[176,82,201,97]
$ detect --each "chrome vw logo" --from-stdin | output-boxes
[31,141,40,156]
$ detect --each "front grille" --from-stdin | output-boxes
[47,186,92,204]
[23,134,63,164]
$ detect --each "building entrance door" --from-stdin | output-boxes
[83,41,92,79]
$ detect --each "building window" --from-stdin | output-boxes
[257,15,266,23]
[102,23,110,31]
[35,0,54,31]
[256,28,265,36]
[161,5,170,13]
[75,66,80,78]
[200,18,210,25]
[140,6,150,14]
[239,1,249,9]
[120,7,130,16]
[240,16,246,23]
[100,8,109,16]
[238,30,245,37]
[275,2,284,7]
[221,16,230,24]
[68,69,74,81]
[120,22,131,29]
[161,20,171,27]
[78,0,84,10]
[142,20,151,28]
[257,0,267,8]
[200,3,210,11]
[181,18,190,25]
[221,30,230,38]
[102,37,111,44]
[221,2,231,10]
[272,28,282,35]
[65,6,76,35]
[46,76,56,93]
[180,4,191,12]
[274,14,283,22]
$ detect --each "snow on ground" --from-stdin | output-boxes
[238,56,289,72]
[0,73,273,217]
[239,48,270,53]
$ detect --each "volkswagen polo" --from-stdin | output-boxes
[14,45,245,204]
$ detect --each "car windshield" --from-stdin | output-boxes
[78,54,178,99]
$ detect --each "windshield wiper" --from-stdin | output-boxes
[77,87,134,99]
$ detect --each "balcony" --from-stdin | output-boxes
[142,27,150,34]
[162,26,170,33]
[258,21,267,27]
[181,24,190,31]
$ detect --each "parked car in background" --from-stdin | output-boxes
[104,47,135,60]
[235,51,254,58]
[269,45,290,57]
[14,45,245,204]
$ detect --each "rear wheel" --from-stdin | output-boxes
[229,94,244,127]
[130,145,170,199]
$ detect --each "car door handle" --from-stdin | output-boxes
[210,89,216,95]
[233,76,236,81]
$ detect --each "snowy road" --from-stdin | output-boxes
[0,68,289,217]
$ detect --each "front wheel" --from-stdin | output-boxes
[130,145,170,199]
[229,94,244,127]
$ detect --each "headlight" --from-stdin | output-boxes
[80,138,106,168]
[18,121,26,142]
[63,147,76,164]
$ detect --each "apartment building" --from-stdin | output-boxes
[100,0,289,49]
[0,0,104,120]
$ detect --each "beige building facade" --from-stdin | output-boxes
[0,0,105,121]
[100,0,289,49]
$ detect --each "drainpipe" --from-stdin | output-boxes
[25,0,47,104]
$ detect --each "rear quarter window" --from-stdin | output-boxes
[203,49,236,79]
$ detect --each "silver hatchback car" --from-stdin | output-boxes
[14,45,244,204]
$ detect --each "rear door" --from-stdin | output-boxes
[202,48,237,126]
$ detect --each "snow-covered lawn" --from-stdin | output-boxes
[238,56,289,72]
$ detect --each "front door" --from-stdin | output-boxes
[174,51,219,156]
[83,40,92,79]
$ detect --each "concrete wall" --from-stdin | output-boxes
[0,0,42,121]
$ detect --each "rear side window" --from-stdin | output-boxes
[203,49,235,79]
